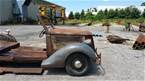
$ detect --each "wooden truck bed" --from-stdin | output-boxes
[0,41,47,74]
[0,41,20,53]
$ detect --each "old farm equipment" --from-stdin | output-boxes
[39,3,65,25]
[139,22,145,32]
[107,35,129,44]
[0,34,17,42]
[0,29,17,42]
[133,34,145,50]
[0,16,101,76]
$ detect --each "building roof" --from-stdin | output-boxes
[20,0,65,9]
[35,0,65,9]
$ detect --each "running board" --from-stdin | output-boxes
[0,67,43,74]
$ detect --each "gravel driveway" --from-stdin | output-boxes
[0,24,144,81]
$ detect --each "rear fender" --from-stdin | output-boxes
[41,43,97,68]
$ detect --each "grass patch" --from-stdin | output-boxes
[65,18,145,26]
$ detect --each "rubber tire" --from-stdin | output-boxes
[0,34,17,42]
[65,54,90,76]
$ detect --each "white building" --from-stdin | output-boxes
[0,0,65,24]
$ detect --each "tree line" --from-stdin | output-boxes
[141,2,145,6]
[68,6,145,21]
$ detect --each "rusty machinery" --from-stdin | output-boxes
[139,22,145,32]
[133,34,145,50]
[39,4,65,25]
[0,15,101,76]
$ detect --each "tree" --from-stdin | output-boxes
[141,2,145,6]
[124,7,131,18]
[123,6,141,19]
[34,0,42,3]
[124,6,141,19]
[104,9,108,18]
[130,7,141,18]
[85,12,93,20]
[142,9,145,18]
[74,12,80,19]
[114,9,119,18]
[80,9,85,19]
[108,9,116,19]
[96,10,105,20]
[94,8,97,12]
[87,8,91,12]
[68,11,74,19]
[118,9,126,18]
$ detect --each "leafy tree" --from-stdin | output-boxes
[85,11,95,21]
[114,9,119,18]
[141,2,145,6]
[142,9,145,18]
[68,11,74,19]
[90,8,97,12]
[80,9,85,19]
[118,9,126,18]
[85,12,93,19]
[124,7,131,18]
[34,0,42,3]
[123,6,141,19]
[74,12,81,19]
[108,9,116,18]
[130,7,141,18]
[96,10,105,20]
[93,8,97,12]
[87,8,91,12]
[104,9,108,18]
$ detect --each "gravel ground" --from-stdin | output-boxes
[0,24,144,81]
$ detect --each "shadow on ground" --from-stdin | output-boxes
[43,64,106,76]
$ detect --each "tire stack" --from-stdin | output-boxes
[132,34,145,50]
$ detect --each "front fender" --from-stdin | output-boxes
[41,43,97,68]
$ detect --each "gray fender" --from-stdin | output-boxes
[41,43,97,68]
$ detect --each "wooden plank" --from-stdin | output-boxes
[13,51,47,62]
[0,67,43,74]
[0,67,3,74]
[0,55,13,62]
[0,46,47,62]
[12,47,47,62]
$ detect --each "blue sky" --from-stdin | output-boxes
[47,0,145,15]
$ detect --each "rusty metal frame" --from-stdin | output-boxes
[0,15,102,74]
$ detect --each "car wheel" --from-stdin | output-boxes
[65,53,90,76]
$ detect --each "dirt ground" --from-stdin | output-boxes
[0,24,144,81]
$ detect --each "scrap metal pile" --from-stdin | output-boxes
[0,40,47,74]
[133,34,145,50]
[107,34,145,50]
[107,35,129,44]
[0,34,17,42]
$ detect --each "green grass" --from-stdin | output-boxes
[65,18,145,26]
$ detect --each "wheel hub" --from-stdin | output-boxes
[74,60,82,69]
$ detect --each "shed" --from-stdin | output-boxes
[22,0,66,24]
